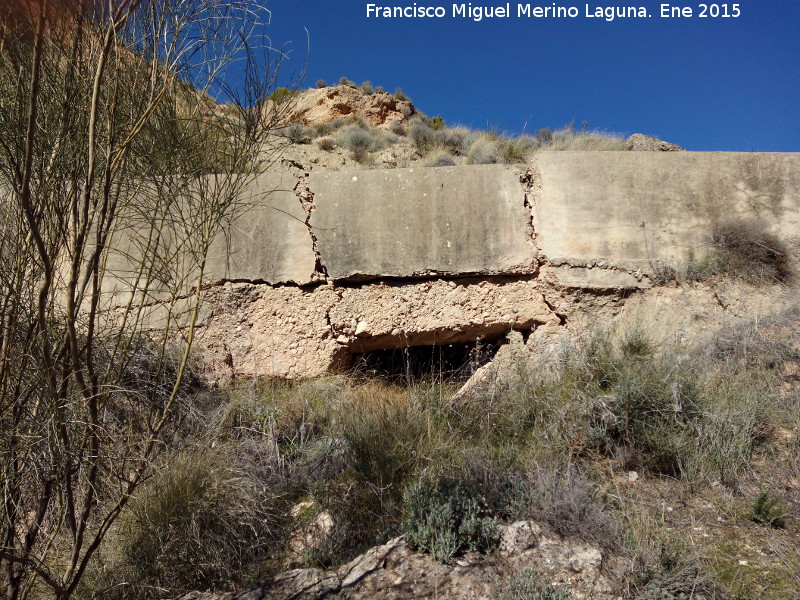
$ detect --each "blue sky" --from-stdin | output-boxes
[261,1,799,151]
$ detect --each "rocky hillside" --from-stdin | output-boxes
[266,82,683,173]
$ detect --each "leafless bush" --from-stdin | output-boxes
[709,219,792,284]
[509,467,621,552]
[0,2,294,597]
[317,137,337,151]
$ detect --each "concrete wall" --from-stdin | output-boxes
[309,165,535,279]
[205,172,317,285]
[534,152,800,268]
[199,152,800,287]
[186,151,800,380]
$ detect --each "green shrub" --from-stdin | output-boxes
[428,114,446,130]
[750,490,788,528]
[335,124,383,163]
[466,134,500,164]
[114,447,283,594]
[338,76,356,87]
[687,373,768,486]
[360,80,374,95]
[576,332,704,476]
[341,385,434,493]
[316,79,327,88]
[268,86,298,104]
[621,510,712,599]
[421,149,456,167]
[309,470,396,565]
[394,87,409,102]
[402,475,499,563]
[496,569,575,600]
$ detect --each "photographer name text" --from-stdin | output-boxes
[365,3,742,21]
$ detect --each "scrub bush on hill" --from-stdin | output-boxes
[336,125,378,163]
[335,123,393,163]
[421,149,457,167]
[269,86,299,104]
[394,87,410,101]
[709,219,792,284]
[402,475,499,563]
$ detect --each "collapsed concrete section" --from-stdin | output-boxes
[196,277,562,382]
[174,152,800,381]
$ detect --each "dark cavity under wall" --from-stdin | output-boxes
[351,337,503,382]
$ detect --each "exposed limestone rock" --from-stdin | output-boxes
[452,330,533,401]
[626,133,684,151]
[498,520,542,556]
[287,501,334,564]
[173,525,616,600]
[336,536,405,589]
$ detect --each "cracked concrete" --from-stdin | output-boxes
[153,152,800,380]
[309,164,537,280]
[204,171,317,285]
[283,157,330,282]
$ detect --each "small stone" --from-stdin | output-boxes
[498,520,541,555]
[336,335,349,344]
[355,321,370,336]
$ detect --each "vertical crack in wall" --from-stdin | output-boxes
[520,157,543,268]
[519,156,544,276]
[283,158,330,282]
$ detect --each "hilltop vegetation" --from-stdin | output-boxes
[270,80,682,170]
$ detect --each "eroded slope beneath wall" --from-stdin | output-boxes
[195,276,570,382]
